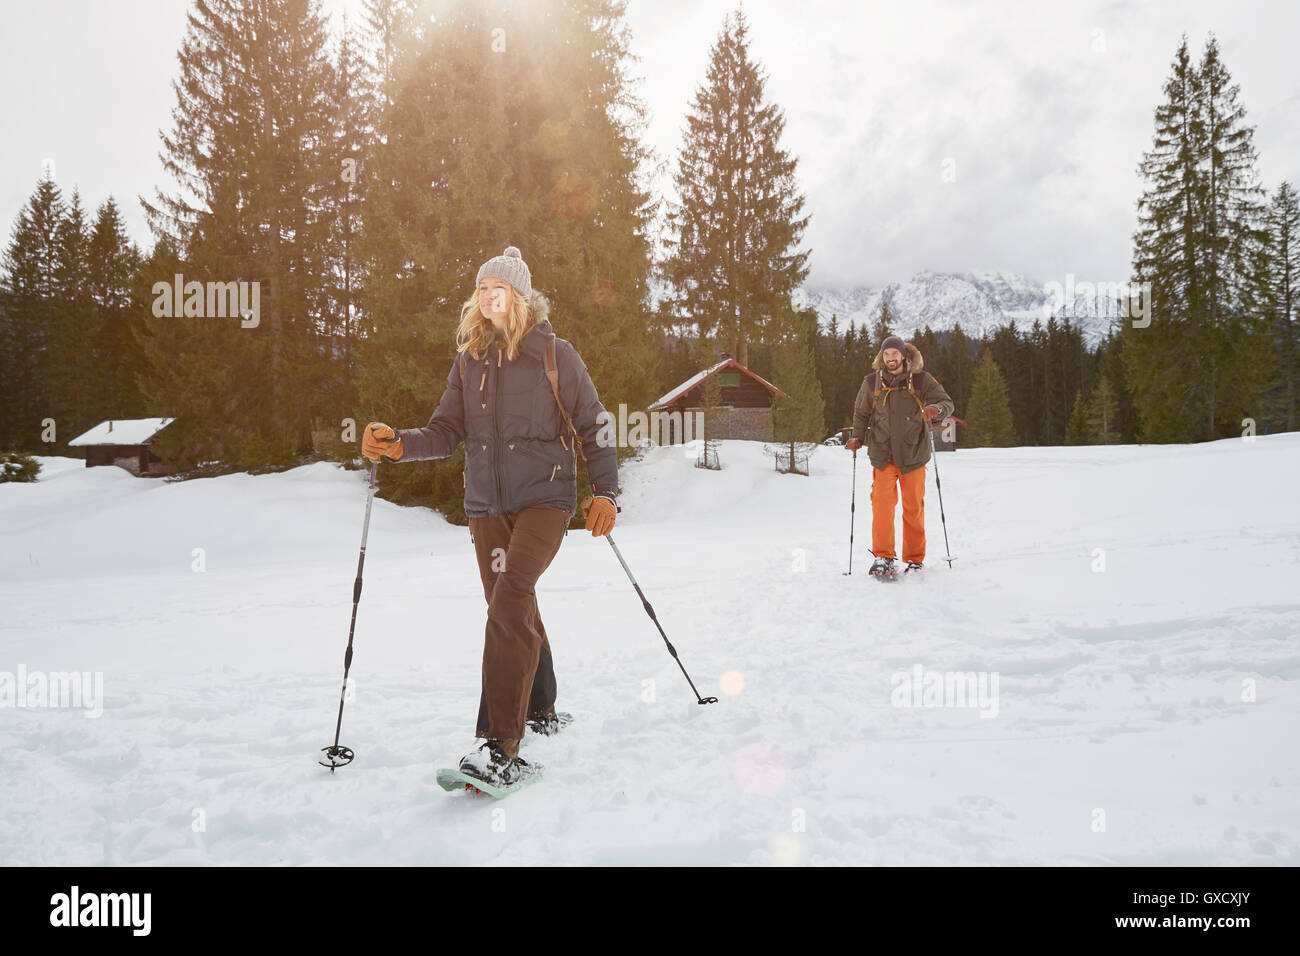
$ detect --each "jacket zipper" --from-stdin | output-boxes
[492,343,506,514]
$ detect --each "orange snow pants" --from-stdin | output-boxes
[871,461,926,564]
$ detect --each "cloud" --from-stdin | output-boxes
[629,0,1300,290]
[2,0,1295,296]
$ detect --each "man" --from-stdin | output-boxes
[847,335,954,578]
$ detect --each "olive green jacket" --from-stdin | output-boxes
[852,343,955,475]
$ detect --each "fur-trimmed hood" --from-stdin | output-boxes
[517,290,553,361]
[487,290,554,361]
[527,289,550,325]
[872,342,924,375]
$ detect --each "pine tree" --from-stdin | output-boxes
[361,0,410,113]
[872,300,895,347]
[1096,332,1138,443]
[1022,318,1047,445]
[1197,37,1272,436]
[1262,182,1299,431]
[815,313,840,432]
[660,8,810,367]
[768,307,825,473]
[141,0,345,471]
[86,198,143,422]
[1065,389,1093,445]
[1,174,64,449]
[128,237,185,424]
[1085,371,1120,443]
[1126,35,1270,442]
[53,188,92,437]
[964,348,1017,447]
[839,321,862,427]
[1038,316,1067,443]
[987,323,1027,443]
[1127,37,1201,443]
[912,326,939,368]
[947,323,976,414]
[328,8,374,397]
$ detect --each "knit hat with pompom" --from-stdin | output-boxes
[476,245,532,297]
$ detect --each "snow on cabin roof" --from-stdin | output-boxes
[68,417,175,447]
[649,359,784,410]
[649,359,730,409]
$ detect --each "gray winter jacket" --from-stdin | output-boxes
[396,315,618,518]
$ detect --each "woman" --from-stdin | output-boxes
[362,246,618,787]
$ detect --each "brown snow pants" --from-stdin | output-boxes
[469,506,570,742]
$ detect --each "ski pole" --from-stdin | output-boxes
[321,438,396,771]
[927,424,955,568]
[603,534,718,705]
[843,446,857,575]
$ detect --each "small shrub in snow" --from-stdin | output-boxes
[695,445,721,470]
[0,452,41,483]
[764,441,815,476]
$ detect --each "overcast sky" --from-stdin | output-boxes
[3,0,1297,290]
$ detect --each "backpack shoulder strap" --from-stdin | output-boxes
[906,371,926,412]
[545,338,586,462]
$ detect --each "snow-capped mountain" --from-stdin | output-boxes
[793,270,1133,348]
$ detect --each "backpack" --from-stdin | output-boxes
[544,337,586,467]
[866,368,928,417]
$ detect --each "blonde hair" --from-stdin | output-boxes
[456,284,535,361]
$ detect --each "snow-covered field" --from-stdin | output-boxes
[2,436,1298,866]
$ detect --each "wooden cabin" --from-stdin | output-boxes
[649,358,785,443]
[68,418,174,476]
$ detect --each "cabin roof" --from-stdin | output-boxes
[649,359,784,410]
[68,417,175,447]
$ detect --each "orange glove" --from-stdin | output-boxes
[922,405,943,422]
[846,438,862,452]
[362,422,404,462]
[581,495,616,537]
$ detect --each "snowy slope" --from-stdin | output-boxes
[1,439,1298,865]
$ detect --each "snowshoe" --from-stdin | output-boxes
[526,708,573,737]
[904,562,923,573]
[437,758,542,799]
[457,740,531,789]
[869,557,900,581]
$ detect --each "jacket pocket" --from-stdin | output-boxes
[508,436,570,478]
[463,439,494,513]
[505,437,572,511]
[465,356,492,424]
[871,405,890,445]
[901,415,926,467]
